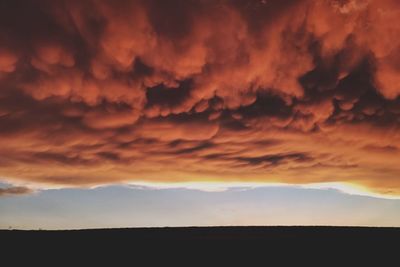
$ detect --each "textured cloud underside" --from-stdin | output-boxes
[0,0,399,195]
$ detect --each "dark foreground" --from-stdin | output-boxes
[2,226,399,264]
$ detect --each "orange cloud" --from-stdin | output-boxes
[0,48,18,73]
[0,186,33,197]
[0,0,399,197]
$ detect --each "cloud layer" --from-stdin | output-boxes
[0,0,399,196]
[0,186,33,196]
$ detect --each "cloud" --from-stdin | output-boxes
[0,0,399,196]
[0,186,33,197]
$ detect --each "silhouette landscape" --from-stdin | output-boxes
[3,226,399,264]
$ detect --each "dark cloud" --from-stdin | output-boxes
[145,80,193,116]
[235,153,313,167]
[0,0,399,196]
[169,141,215,155]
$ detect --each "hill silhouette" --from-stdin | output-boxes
[2,226,399,264]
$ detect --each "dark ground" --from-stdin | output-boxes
[2,226,399,264]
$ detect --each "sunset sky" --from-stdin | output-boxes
[1,0,400,228]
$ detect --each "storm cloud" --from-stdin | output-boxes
[0,0,399,196]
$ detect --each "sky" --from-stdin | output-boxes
[2,184,400,229]
[0,0,400,228]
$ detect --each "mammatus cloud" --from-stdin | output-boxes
[0,0,399,196]
[0,186,33,196]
